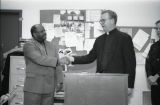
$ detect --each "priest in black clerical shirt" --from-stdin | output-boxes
[67,10,136,95]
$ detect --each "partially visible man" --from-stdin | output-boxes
[145,19,160,105]
[23,24,67,105]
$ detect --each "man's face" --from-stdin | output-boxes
[33,25,46,43]
[99,13,113,33]
[156,22,160,38]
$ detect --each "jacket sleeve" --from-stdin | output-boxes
[23,42,58,67]
[73,39,97,64]
[123,35,136,88]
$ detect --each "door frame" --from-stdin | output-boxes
[0,9,22,81]
[0,9,22,43]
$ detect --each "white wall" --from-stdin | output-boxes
[1,0,160,39]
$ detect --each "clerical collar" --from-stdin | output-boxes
[106,32,109,35]
[106,28,117,35]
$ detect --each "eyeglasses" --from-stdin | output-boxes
[99,18,111,23]
[155,27,160,31]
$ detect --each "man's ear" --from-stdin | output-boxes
[32,33,36,39]
[110,19,115,24]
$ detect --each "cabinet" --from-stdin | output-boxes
[9,56,25,105]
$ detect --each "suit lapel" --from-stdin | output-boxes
[33,40,47,55]
[45,41,57,57]
[45,41,51,56]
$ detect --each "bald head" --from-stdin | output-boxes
[30,24,46,43]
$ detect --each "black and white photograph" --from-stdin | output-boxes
[0,0,160,105]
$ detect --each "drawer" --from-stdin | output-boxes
[11,66,25,75]
[14,67,25,75]
[16,92,24,101]
[16,75,25,86]
[10,56,25,75]
[9,93,23,105]
[9,74,25,91]
[16,86,24,93]
[10,100,23,105]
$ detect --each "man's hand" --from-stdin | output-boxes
[128,88,133,96]
[0,94,10,104]
[148,74,159,85]
[58,57,70,65]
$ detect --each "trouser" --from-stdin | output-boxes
[151,85,160,105]
[24,91,54,105]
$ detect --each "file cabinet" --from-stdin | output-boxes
[8,56,64,105]
[9,56,25,105]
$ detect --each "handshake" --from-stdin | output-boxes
[58,56,74,65]
[58,48,74,65]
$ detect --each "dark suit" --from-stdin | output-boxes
[145,40,160,105]
[23,40,59,105]
[73,28,136,88]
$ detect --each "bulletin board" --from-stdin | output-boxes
[40,9,157,71]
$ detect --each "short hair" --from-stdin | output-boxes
[30,24,38,37]
[101,10,117,24]
[155,20,160,25]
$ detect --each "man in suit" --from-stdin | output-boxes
[66,10,136,94]
[145,19,160,105]
[23,24,67,105]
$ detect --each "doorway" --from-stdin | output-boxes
[0,10,22,84]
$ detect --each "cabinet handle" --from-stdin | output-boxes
[15,102,23,105]
[16,85,24,87]
[16,67,25,70]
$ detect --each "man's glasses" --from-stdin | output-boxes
[155,27,160,31]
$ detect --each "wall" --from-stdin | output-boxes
[1,0,160,105]
[1,0,160,39]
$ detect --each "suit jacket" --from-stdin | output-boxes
[23,40,59,94]
[73,28,136,88]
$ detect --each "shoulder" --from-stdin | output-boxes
[93,34,106,46]
[23,42,34,55]
[23,41,34,48]
[116,30,132,42]
[24,39,38,46]
[23,41,34,52]
[96,33,106,41]
[46,40,58,50]
[119,30,131,38]
[150,41,160,49]
[152,41,160,46]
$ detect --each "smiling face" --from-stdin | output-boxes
[33,25,46,43]
[99,12,116,33]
